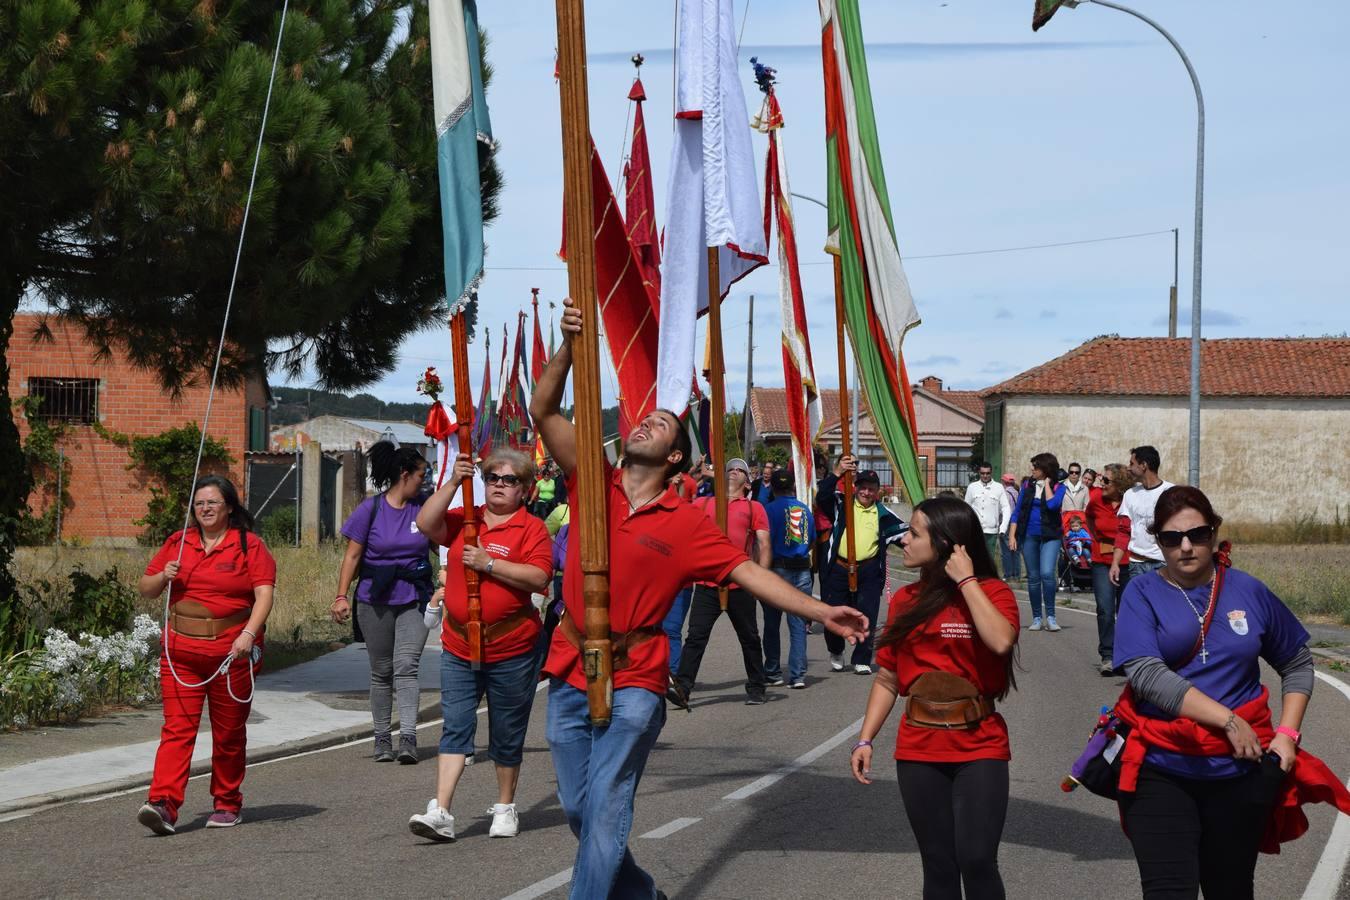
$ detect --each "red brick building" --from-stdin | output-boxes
[8,314,270,544]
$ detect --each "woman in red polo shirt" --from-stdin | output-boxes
[1086,462,1128,675]
[850,495,1019,900]
[408,449,552,842]
[136,475,277,835]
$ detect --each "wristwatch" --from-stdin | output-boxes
[1275,725,1301,746]
[485,558,495,575]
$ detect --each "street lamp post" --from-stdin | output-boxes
[1058,0,1205,487]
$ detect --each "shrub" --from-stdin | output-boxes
[2,566,139,657]
[259,505,299,548]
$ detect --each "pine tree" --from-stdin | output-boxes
[0,0,501,603]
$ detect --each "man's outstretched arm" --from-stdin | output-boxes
[530,298,579,477]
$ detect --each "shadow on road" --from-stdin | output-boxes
[179,803,326,831]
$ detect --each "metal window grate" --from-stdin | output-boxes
[28,377,100,425]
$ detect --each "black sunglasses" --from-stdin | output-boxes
[484,472,522,487]
[1156,525,1215,548]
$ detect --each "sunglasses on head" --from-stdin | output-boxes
[1156,525,1215,548]
[484,472,521,487]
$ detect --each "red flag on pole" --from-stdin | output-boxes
[623,77,661,294]
[530,288,547,385]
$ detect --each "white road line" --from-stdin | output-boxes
[500,867,572,900]
[46,680,551,811]
[721,717,863,802]
[1301,669,1350,900]
[0,811,32,824]
[640,817,701,839]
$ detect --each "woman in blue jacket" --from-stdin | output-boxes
[1007,452,1065,632]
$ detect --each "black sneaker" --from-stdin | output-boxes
[745,694,766,706]
[397,734,418,764]
[374,734,395,763]
[765,675,786,687]
[665,677,691,710]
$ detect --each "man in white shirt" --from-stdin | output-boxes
[1109,444,1174,596]
[964,461,1011,572]
[1061,462,1089,514]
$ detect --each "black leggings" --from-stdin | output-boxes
[1119,761,1285,899]
[896,759,1009,900]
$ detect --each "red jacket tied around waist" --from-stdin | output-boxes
[1114,685,1350,853]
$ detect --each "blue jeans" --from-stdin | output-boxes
[1021,534,1061,620]
[1000,533,1021,580]
[1090,562,1121,662]
[763,567,811,681]
[439,649,538,766]
[546,681,666,900]
[662,587,693,674]
[1120,558,1165,602]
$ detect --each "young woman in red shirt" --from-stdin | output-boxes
[137,475,277,835]
[851,495,1020,900]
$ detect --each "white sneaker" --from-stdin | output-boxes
[409,798,456,842]
[463,753,474,766]
[829,653,846,672]
[488,803,519,838]
[1046,617,1061,632]
[853,664,872,675]
[1028,618,1043,632]
[790,680,807,690]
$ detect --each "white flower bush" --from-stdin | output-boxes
[1,615,162,730]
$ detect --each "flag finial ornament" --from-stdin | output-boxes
[751,57,777,95]
[631,52,645,69]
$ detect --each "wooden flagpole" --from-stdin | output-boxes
[707,247,729,610]
[449,313,484,666]
[833,256,858,593]
[555,0,613,725]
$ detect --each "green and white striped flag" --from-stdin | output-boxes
[819,0,925,503]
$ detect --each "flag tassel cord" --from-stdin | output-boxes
[160,0,293,700]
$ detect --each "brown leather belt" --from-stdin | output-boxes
[557,614,663,673]
[904,694,995,730]
[443,609,539,645]
[169,607,251,640]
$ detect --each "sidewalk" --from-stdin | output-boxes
[0,635,445,816]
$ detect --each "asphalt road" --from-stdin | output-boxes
[3,573,1349,900]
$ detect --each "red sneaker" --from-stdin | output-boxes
[206,809,243,828]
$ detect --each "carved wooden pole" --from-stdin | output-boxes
[555,0,613,724]
[707,247,729,610]
[449,313,483,666]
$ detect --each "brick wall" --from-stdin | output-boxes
[9,314,261,545]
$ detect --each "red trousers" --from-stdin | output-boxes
[148,627,261,818]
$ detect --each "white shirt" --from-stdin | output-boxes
[1119,480,1175,562]
[964,479,1011,535]
[1061,479,1089,513]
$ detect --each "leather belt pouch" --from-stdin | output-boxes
[905,671,994,730]
[169,602,250,640]
[445,609,538,645]
[557,614,663,673]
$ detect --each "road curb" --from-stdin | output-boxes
[0,692,445,819]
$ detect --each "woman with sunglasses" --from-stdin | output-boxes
[1111,485,1344,899]
[410,449,553,842]
[1085,463,1128,676]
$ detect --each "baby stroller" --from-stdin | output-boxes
[1059,515,1094,594]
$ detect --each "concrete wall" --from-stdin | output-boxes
[995,395,1350,525]
[271,416,382,452]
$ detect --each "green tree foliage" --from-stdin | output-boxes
[12,397,73,545]
[0,0,502,603]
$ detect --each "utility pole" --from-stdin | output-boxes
[1168,227,1179,338]
[744,293,754,456]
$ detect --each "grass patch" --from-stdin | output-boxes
[1225,509,1349,545]
[1236,544,1350,625]
[16,543,352,644]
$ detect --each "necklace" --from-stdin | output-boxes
[1162,573,1215,665]
[626,490,662,516]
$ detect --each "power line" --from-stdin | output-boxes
[483,227,1176,272]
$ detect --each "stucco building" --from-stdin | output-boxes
[981,336,1350,526]
[745,376,984,496]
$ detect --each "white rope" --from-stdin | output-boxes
[162,0,291,699]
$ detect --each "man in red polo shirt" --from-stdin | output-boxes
[531,297,867,900]
[668,457,772,707]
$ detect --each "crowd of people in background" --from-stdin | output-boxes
[130,299,1347,900]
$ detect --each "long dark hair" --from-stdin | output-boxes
[368,440,427,491]
[192,475,255,533]
[876,496,1018,698]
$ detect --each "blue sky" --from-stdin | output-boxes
[331,0,1350,405]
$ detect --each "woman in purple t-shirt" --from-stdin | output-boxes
[1113,486,1314,899]
[331,442,435,764]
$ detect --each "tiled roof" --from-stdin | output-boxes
[748,387,843,436]
[929,389,985,419]
[981,337,1350,399]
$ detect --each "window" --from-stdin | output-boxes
[27,377,99,425]
[935,446,973,490]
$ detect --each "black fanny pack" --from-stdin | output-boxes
[359,557,434,609]
[772,556,813,571]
